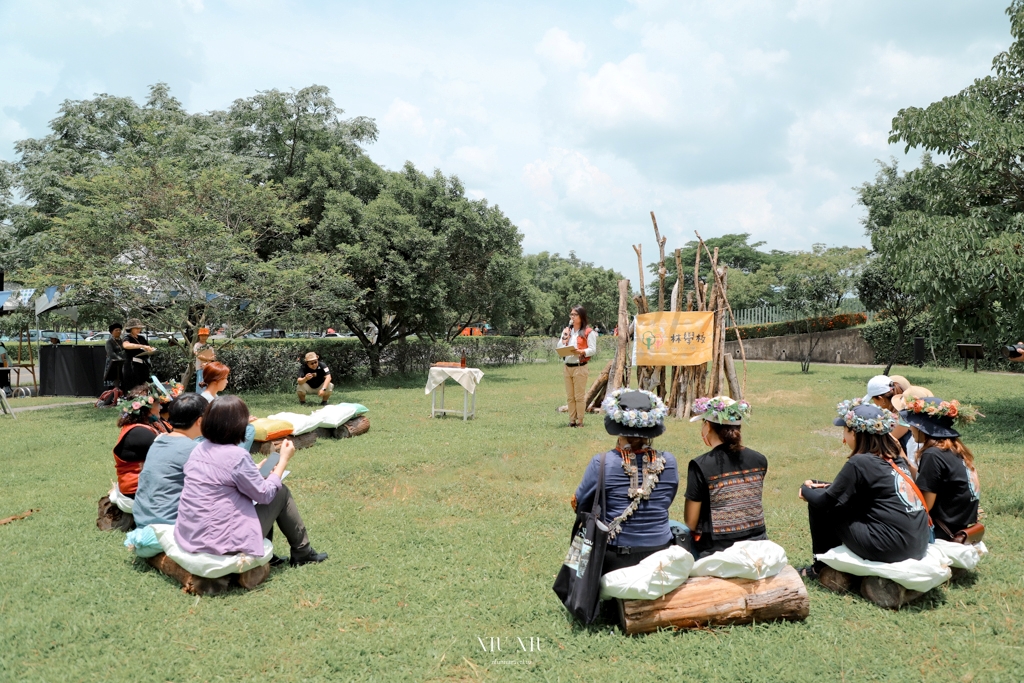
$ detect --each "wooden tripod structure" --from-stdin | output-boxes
[579,213,748,418]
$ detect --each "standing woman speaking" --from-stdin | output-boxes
[557,306,598,428]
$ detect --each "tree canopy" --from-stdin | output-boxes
[863,1,1024,347]
[0,84,536,376]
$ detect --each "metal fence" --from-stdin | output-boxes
[731,300,873,326]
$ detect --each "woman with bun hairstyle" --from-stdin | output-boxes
[798,400,930,579]
[570,389,678,575]
[683,396,768,558]
[900,396,984,543]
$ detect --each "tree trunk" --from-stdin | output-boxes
[885,322,906,375]
[367,344,382,378]
[620,565,809,634]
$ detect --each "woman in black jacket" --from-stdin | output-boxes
[799,400,930,579]
[901,396,983,543]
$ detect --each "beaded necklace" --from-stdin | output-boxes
[608,445,666,540]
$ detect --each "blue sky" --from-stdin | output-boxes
[0,0,1014,276]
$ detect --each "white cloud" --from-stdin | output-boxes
[382,98,428,137]
[535,28,587,69]
[575,54,676,127]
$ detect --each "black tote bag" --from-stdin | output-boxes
[552,453,609,624]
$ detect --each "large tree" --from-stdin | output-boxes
[856,255,925,374]
[524,252,626,334]
[869,2,1024,348]
[2,84,530,379]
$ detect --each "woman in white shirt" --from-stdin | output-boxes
[556,306,598,428]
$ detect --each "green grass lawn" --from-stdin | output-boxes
[2,361,1023,682]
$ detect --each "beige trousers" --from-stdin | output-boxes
[563,364,589,424]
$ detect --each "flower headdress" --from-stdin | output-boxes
[835,398,900,434]
[157,379,184,404]
[601,388,667,429]
[902,397,982,426]
[690,396,750,425]
[116,393,157,418]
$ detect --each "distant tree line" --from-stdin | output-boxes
[0,84,628,376]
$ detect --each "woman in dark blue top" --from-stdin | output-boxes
[573,389,678,575]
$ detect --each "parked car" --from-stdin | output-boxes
[84,332,112,342]
[322,332,352,338]
[254,329,288,339]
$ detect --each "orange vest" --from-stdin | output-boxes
[575,327,593,358]
[113,423,158,495]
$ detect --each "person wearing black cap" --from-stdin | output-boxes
[901,397,983,543]
[570,389,678,575]
[103,322,126,394]
[797,399,930,579]
[684,396,768,558]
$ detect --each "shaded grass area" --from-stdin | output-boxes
[1,362,1023,681]
[4,395,95,408]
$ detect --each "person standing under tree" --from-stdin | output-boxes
[556,306,597,428]
[297,352,333,406]
[192,327,215,392]
[103,323,125,395]
[121,319,156,391]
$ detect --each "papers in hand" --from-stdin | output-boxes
[556,345,579,358]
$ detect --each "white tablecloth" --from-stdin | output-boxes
[425,367,484,395]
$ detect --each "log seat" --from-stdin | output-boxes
[251,430,318,455]
[145,553,271,596]
[816,568,927,609]
[619,565,810,634]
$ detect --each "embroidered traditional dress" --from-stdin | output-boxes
[685,445,768,557]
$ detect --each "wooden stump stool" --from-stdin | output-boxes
[859,576,924,609]
[145,553,270,596]
[316,415,371,440]
[96,496,135,532]
[620,565,810,634]
[816,568,927,609]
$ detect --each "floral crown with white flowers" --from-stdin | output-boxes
[836,397,901,434]
[691,396,750,425]
[902,397,982,426]
[601,388,668,429]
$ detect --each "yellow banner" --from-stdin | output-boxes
[634,312,714,366]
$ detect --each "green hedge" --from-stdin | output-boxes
[860,318,1024,373]
[726,313,867,342]
[148,336,543,392]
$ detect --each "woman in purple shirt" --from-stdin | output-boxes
[174,395,328,566]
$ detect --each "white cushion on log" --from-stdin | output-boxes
[267,411,322,435]
[815,544,951,592]
[932,539,987,570]
[151,524,273,578]
[108,484,134,514]
[600,546,694,600]
[312,403,368,428]
[691,540,789,580]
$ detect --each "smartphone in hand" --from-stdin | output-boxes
[259,452,281,478]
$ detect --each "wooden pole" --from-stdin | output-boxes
[695,231,749,397]
[619,565,810,634]
[632,244,647,311]
[607,279,631,395]
[725,352,742,400]
[650,211,667,312]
